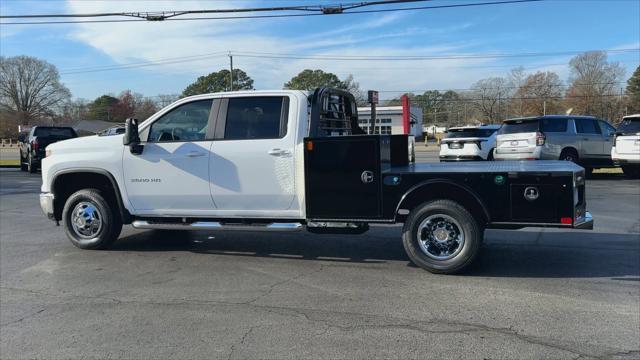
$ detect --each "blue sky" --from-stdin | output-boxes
[1,0,639,100]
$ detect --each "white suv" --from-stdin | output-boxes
[439,125,500,161]
[612,114,640,178]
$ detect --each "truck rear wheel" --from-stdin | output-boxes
[402,200,482,274]
[62,189,122,250]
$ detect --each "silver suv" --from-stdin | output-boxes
[494,115,616,170]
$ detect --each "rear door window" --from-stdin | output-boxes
[575,118,601,134]
[598,121,616,136]
[224,96,288,140]
[497,120,539,135]
[540,119,567,132]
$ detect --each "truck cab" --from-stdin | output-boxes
[40,88,593,274]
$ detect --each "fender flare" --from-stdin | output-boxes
[51,167,132,223]
[394,178,491,223]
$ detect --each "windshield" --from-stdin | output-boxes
[617,117,640,134]
[497,120,539,135]
[34,127,76,138]
[445,128,497,138]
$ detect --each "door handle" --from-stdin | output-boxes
[186,151,206,157]
[583,138,589,141]
[268,148,291,156]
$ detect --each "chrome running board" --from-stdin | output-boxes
[131,220,303,232]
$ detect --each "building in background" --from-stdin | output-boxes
[357,95,423,140]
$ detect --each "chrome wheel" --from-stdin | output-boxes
[416,214,465,260]
[70,201,103,239]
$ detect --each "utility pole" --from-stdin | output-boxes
[543,100,546,116]
[229,53,234,91]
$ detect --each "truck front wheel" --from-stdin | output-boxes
[402,200,482,274]
[62,189,122,250]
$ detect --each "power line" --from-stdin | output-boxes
[55,48,639,75]
[231,48,639,61]
[60,53,229,75]
[0,0,543,25]
[376,81,629,93]
[0,0,432,19]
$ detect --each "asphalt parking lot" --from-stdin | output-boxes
[1,160,639,359]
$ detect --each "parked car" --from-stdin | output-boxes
[20,126,77,173]
[439,124,500,161]
[39,88,592,274]
[494,115,616,172]
[611,114,640,178]
[99,125,126,136]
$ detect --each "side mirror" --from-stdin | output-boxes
[123,118,143,155]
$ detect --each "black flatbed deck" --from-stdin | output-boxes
[386,160,583,175]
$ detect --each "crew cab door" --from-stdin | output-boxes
[598,120,616,157]
[575,118,605,161]
[122,99,215,215]
[208,95,297,217]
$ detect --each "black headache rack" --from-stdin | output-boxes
[304,88,409,221]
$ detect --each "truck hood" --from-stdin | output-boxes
[46,134,125,154]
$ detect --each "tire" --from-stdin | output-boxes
[62,189,122,250]
[584,167,594,178]
[402,199,483,274]
[487,148,495,161]
[622,166,640,179]
[19,153,27,171]
[27,154,37,173]
[559,148,579,163]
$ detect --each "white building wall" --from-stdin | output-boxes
[357,106,422,138]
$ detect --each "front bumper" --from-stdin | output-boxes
[39,193,55,220]
[574,211,594,230]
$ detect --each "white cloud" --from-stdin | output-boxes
[64,0,498,97]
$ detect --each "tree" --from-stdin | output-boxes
[284,69,344,91]
[564,51,625,119]
[57,98,90,124]
[182,69,253,97]
[470,77,511,123]
[88,95,119,121]
[110,90,135,122]
[132,94,157,120]
[0,55,71,125]
[626,65,640,113]
[513,71,564,116]
[507,66,527,116]
[155,94,180,108]
[341,74,366,105]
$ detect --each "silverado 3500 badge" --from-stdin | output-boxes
[131,178,161,183]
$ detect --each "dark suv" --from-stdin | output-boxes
[19,126,77,173]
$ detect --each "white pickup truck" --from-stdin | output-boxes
[40,88,593,274]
